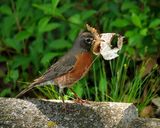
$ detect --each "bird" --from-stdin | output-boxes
[16,31,95,104]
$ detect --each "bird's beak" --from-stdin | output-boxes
[92,39,96,45]
[91,39,101,55]
[91,39,95,48]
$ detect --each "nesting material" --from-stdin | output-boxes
[86,24,101,55]
[86,24,124,60]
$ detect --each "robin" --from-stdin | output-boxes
[16,31,95,104]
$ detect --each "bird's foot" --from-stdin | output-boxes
[74,98,90,105]
[61,103,67,112]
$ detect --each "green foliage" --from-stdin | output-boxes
[0,0,160,115]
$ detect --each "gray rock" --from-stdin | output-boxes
[152,97,160,107]
[128,118,160,128]
[0,98,138,128]
[152,97,160,118]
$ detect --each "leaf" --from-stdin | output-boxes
[58,3,72,13]
[0,88,11,97]
[1,16,15,37]
[38,17,50,31]
[11,56,30,70]
[128,34,142,47]
[125,30,136,37]
[112,19,129,28]
[81,10,97,20]
[16,0,25,11]
[5,69,19,83]
[41,52,61,66]
[29,49,40,71]
[0,5,12,15]
[140,28,148,36]
[125,30,142,47]
[0,56,7,62]
[5,38,22,53]
[131,13,142,28]
[121,2,138,12]
[68,14,82,25]
[32,4,53,15]
[99,76,107,93]
[15,31,31,41]
[49,39,72,49]
[43,23,60,32]
[9,70,19,82]
[38,17,60,33]
[149,19,160,28]
[73,83,84,98]
[51,0,59,10]
[155,31,160,40]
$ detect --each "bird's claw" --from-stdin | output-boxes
[74,98,90,105]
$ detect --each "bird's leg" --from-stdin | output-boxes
[69,88,81,99]
[69,88,90,104]
[59,87,66,110]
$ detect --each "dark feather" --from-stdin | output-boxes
[16,53,76,98]
[33,53,77,85]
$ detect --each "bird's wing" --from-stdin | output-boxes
[33,53,77,84]
[16,53,77,98]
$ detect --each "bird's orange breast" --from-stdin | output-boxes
[54,52,92,87]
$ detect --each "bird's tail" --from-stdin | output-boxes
[15,83,36,98]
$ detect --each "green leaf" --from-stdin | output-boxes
[11,56,30,70]
[41,52,61,66]
[0,56,7,62]
[68,14,82,25]
[128,34,142,47]
[5,69,19,83]
[112,19,129,28]
[140,28,148,36]
[0,88,11,97]
[1,16,15,37]
[15,31,31,41]
[52,0,59,10]
[30,38,44,53]
[125,30,136,37]
[38,17,60,33]
[43,23,60,32]
[49,39,72,49]
[131,13,142,28]
[149,19,160,28]
[5,38,22,53]
[125,30,142,47]
[155,31,160,40]
[59,3,72,13]
[121,2,138,12]
[81,10,97,20]
[73,83,84,98]
[10,70,19,82]
[0,5,12,15]
[32,4,53,15]
[38,17,50,30]
[99,76,107,93]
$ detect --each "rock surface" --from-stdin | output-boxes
[129,118,160,128]
[0,98,141,128]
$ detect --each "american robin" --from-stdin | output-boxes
[16,32,94,104]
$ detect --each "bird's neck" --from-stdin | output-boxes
[71,46,89,54]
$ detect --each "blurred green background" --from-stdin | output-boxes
[0,0,160,117]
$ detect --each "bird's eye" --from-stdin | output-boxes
[85,38,93,44]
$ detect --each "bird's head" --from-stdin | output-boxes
[73,32,94,52]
